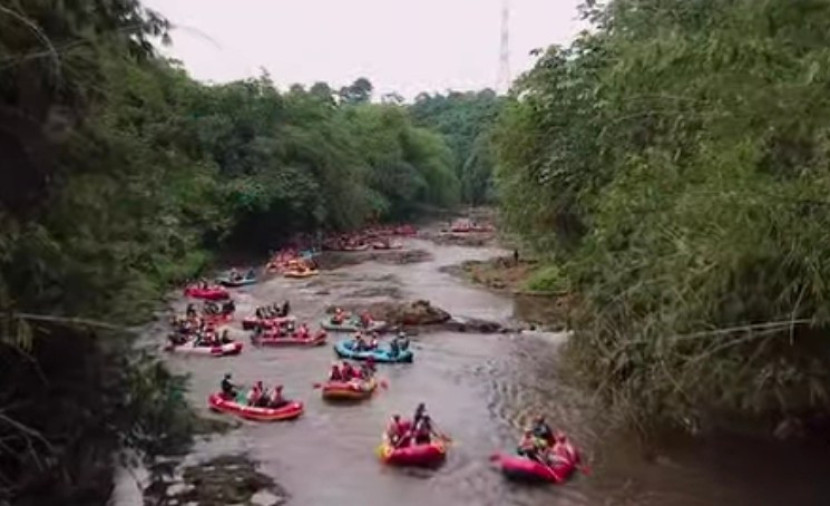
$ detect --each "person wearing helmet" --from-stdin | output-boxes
[397,331,410,351]
[386,414,407,447]
[220,373,237,398]
[413,414,436,444]
[412,403,427,426]
[340,361,355,381]
[329,362,343,381]
[532,415,554,445]
[517,429,542,462]
[269,385,286,408]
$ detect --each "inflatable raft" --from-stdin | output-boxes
[208,393,303,422]
[378,438,446,467]
[164,340,242,357]
[254,330,327,347]
[242,315,295,331]
[184,286,229,300]
[321,378,377,400]
[217,274,257,287]
[334,339,413,363]
[202,312,233,325]
[493,436,581,484]
[284,269,319,279]
[320,317,386,333]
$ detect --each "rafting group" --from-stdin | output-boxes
[165,305,243,356]
[173,227,586,484]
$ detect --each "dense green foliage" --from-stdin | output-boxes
[0,1,458,502]
[496,0,830,430]
[411,90,503,205]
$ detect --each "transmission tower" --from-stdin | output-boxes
[496,0,511,94]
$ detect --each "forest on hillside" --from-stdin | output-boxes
[496,0,830,432]
[0,1,500,503]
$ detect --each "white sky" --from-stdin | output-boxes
[142,0,586,99]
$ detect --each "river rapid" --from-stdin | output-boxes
[119,236,830,506]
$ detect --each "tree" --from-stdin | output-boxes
[495,0,830,431]
[338,77,373,104]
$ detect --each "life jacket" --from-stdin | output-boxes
[330,367,342,381]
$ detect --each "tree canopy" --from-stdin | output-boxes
[0,2,459,502]
[496,0,830,430]
[411,90,503,205]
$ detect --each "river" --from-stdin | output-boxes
[118,235,830,506]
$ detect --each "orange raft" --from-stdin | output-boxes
[208,393,304,422]
[321,377,378,401]
[254,329,327,347]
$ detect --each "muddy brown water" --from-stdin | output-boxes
[118,238,830,506]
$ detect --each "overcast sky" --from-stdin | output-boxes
[142,0,586,99]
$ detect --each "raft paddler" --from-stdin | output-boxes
[269,385,286,408]
[413,415,439,444]
[532,415,554,445]
[386,414,407,447]
[340,361,356,381]
[221,373,237,398]
[329,362,344,381]
[517,429,544,462]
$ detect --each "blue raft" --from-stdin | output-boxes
[217,272,257,287]
[333,339,413,363]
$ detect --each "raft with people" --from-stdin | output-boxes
[208,393,303,421]
[217,268,258,287]
[321,309,386,333]
[284,267,319,279]
[253,328,327,347]
[321,377,378,400]
[183,284,229,300]
[491,417,584,484]
[334,338,413,363]
[164,339,243,357]
[243,314,295,331]
[379,405,448,467]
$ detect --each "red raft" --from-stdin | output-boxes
[378,438,447,467]
[242,315,295,331]
[208,393,304,422]
[492,436,581,484]
[203,312,233,325]
[254,330,327,347]
[184,285,229,300]
[377,420,447,467]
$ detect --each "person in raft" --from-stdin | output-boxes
[221,373,238,398]
[220,329,232,344]
[388,336,401,357]
[359,310,372,328]
[221,299,235,315]
[517,429,546,463]
[413,415,439,445]
[229,268,241,282]
[296,322,310,339]
[247,381,264,406]
[368,333,379,350]
[331,307,346,324]
[532,415,554,445]
[413,402,427,427]
[386,414,408,448]
[329,362,343,381]
[246,268,256,280]
[353,332,367,351]
[281,300,290,317]
[341,361,357,381]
